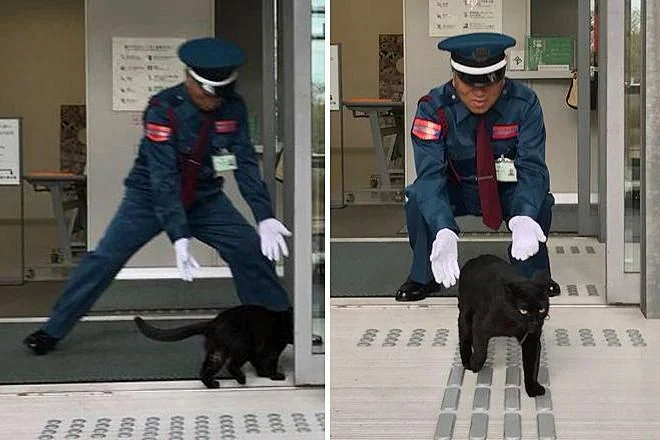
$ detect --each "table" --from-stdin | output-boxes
[24,172,87,264]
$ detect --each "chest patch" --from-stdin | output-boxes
[492,123,519,140]
[145,123,172,142]
[215,120,238,134]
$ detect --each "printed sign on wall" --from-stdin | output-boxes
[330,44,340,111]
[429,0,502,37]
[112,38,186,111]
[0,118,20,186]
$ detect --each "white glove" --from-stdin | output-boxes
[173,238,200,282]
[258,218,292,261]
[430,228,460,288]
[509,216,547,261]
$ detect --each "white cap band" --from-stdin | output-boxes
[450,57,507,75]
[188,68,239,87]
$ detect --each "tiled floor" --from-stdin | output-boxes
[1,386,325,439]
[330,300,660,439]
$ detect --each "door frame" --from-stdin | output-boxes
[604,0,641,305]
[276,0,325,385]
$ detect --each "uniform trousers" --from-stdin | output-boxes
[405,181,555,284]
[42,189,290,339]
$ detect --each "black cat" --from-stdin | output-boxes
[134,305,293,388]
[458,254,550,397]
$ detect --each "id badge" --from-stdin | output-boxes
[495,155,517,182]
[212,150,237,174]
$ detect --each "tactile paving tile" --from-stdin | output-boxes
[447,366,465,387]
[586,284,599,296]
[505,367,521,388]
[434,413,456,440]
[537,413,557,440]
[472,387,490,411]
[468,413,488,440]
[314,412,325,432]
[578,328,597,346]
[554,328,571,346]
[357,328,378,347]
[452,346,463,366]
[433,328,450,346]
[382,328,402,347]
[357,327,455,348]
[441,388,461,411]
[476,367,493,387]
[504,388,521,412]
[433,337,560,440]
[407,328,426,347]
[358,327,648,350]
[535,389,553,413]
[626,328,648,347]
[503,413,522,439]
[550,243,601,255]
[36,413,325,439]
[602,328,622,347]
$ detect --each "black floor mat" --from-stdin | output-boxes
[0,320,292,385]
[330,240,510,296]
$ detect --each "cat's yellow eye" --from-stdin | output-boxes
[539,308,546,313]
[519,309,528,315]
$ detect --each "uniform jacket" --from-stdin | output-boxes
[124,84,273,242]
[408,79,550,234]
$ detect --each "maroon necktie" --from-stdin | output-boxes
[181,116,212,209]
[476,116,502,230]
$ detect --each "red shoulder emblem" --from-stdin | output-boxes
[145,123,172,142]
[412,118,442,141]
[215,120,238,134]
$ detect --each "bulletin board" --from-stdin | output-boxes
[0,117,24,285]
[0,118,21,186]
[330,44,341,111]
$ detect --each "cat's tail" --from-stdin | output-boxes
[134,317,209,342]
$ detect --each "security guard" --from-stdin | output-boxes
[24,37,301,354]
[395,32,561,302]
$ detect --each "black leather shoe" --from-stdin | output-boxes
[548,279,561,297]
[23,330,59,355]
[312,334,323,346]
[395,278,442,302]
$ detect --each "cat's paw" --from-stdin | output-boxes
[270,372,286,381]
[202,378,220,389]
[525,382,545,397]
[469,360,485,373]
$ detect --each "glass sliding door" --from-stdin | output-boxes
[311,0,326,354]
[624,0,643,273]
[277,0,324,385]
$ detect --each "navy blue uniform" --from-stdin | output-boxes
[42,84,289,339]
[405,79,554,284]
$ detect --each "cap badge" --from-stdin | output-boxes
[472,47,490,62]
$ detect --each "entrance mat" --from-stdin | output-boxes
[0,320,292,385]
[330,240,510,297]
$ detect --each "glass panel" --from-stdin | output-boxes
[590,0,600,232]
[311,0,325,354]
[624,0,643,272]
